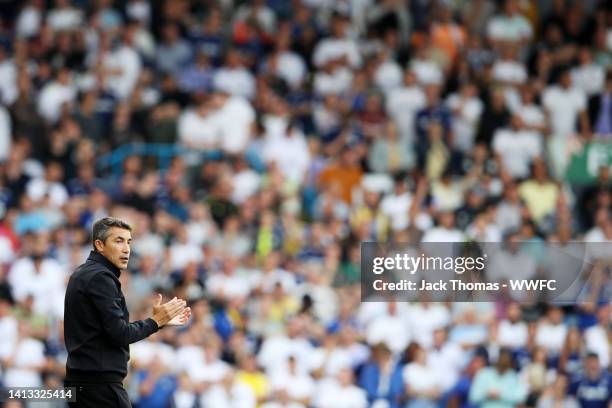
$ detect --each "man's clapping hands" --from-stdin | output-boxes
[151,294,191,327]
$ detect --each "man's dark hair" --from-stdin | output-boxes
[585,352,599,360]
[92,217,132,250]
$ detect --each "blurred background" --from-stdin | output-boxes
[0,0,610,407]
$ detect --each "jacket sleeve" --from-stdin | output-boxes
[88,272,159,347]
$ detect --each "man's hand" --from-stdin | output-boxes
[487,389,500,400]
[166,306,192,326]
[151,294,186,328]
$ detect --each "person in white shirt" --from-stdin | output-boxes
[312,12,361,69]
[0,102,11,162]
[177,99,220,150]
[380,175,413,231]
[427,328,464,392]
[294,265,339,326]
[465,207,503,242]
[492,46,527,86]
[497,302,528,350]
[257,317,316,376]
[37,67,77,123]
[386,70,426,144]
[173,373,198,408]
[261,389,305,408]
[408,302,451,348]
[101,27,142,100]
[446,82,484,154]
[130,335,176,370]
[373,48,403,93]
[206,256,252,302]
[584,209,611,257]
[265,29,306,89]
[409,44,444,86]
[25,161,69,207]
[422,211,465,243]
[2,320,46,387]
[366,301,411,354]
[168,226,204,271]
[571,47,605,97]
[403,345,443,407]
[309,334,352,378]
[187,340,231,384]
[513,84,546,134]
[542,67,589,139]
[542,67,590,179]
[200,368,257,408]
[185,202,217,246]
[0,47,17,106]
[214,48,256,100]
[46,0,84,32]
[16,0,44,38]
[0,233,15,265]
[495,182,523,234]
[269,356,316,407]
[126,0,151,25]
[231,157,261,204]
[313,368,368,408]
[7,252,68,319]
[313,63,354,96]
[263,120,311,184]
[492,114,543,180]
[535,306,568,356]
[211,91,256,154]
[584,305,610,368]
[0,298,18,365]
[486,0,533,47]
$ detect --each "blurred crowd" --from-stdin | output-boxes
[0,0,611,407]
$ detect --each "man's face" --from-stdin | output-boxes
[560,72,572,88]
[96,227,131,270]
[585,357,600,379]
[497,351,513,371]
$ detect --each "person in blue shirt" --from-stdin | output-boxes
[447,351,488,408]
[414,85,453,170]
[358,342,405,408]
[569,353,611,408]
[135,356,178,408]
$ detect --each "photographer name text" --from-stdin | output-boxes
[372,279,558,292]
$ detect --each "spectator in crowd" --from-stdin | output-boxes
[403,343,443,408]
[358,342,404,408]
[469,348,527,408]
[589,70,612,138]
[569,353,611,408]
[537,372,579,408]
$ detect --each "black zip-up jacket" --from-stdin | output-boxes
[64,250,159,383]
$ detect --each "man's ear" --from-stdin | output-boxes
[94,239,104,252]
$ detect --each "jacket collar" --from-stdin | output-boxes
[88,250,121,278]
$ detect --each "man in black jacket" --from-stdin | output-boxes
[64,217,191,407]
